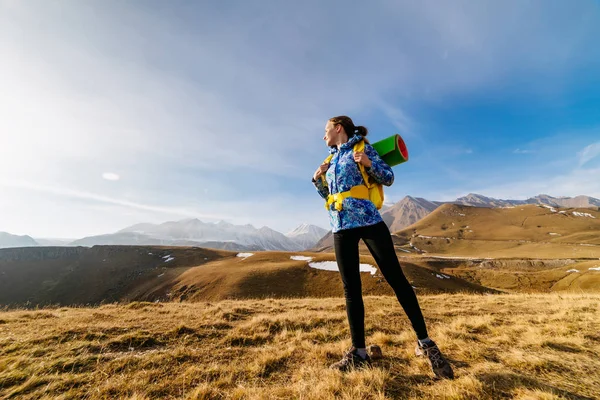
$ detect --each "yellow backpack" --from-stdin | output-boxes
[321,140,384,211]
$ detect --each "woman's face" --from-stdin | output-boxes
[323,120,340,146]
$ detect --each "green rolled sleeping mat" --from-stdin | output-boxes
[371,134,409,167]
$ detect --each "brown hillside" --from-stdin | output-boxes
[0,246,231,307]
[396,204,600,258]
[0,246,494,308]
[311,232,410,254]
[155,251,494,303]
[442,258,600,293]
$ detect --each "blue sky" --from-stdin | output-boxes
[1,0,599,238]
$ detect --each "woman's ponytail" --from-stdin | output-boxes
[355,126,368,137]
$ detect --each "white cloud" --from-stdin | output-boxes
[578,142,600,166]
[102,173,120,181]
[513,148,534,154]
[378,101,414,137]
[0,179,228,221]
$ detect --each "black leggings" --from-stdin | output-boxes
[333,221,429,347]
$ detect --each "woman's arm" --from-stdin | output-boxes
[312,176,330,199]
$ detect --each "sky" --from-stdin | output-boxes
[1,0,600,238]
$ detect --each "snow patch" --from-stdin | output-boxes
[236,253,254,259]
[162,255,175,263]
[548,233,561,236]
[398,248,411,253]
[157,273,165,277]
[572,212,595,218]
[410,245,425,253]
[541,205,557,213]
[435,273,450,279]
[458,213,465,216]
[589,267,600,271]
[290,255,313,262]
[308,261,377,275]
[566,269,579,273]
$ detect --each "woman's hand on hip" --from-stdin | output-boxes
[354,152,372,168]
[313,163,329,181]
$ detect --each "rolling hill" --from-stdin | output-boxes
[0,245,495,308]
[0,246,229,307]
[2,201,600,308]
[396,203,600,259]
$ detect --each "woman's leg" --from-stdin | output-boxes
[361,222,429,340]
[333,227,366,348]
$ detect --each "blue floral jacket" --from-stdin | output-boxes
[313,134,394,233]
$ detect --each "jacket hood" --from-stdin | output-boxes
[328,134,365,154]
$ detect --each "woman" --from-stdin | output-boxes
[312,116,453,379]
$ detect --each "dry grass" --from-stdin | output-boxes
[1,294,599,399]
[436,258,600,293]
[396,204,600,259]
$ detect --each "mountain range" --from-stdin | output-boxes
[67,219,329,252]
[1,193,598,250]
[382,193,599,231]
[311,193,599,251]
[453,193,600,208]
[3,201,599,307]
[0,232,38,249]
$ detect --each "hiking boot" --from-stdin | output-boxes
[415,340,454,379]
[329,347,371,372]
[367,344,383,360]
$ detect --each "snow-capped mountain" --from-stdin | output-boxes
[528,194,600,208]
[70,219,308,251]
[285,223,329,250]
[453,193,600,209]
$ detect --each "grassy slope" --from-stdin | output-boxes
[445,259,600,293]
[0,246,231,306]
[159,251,494,302]
[1,294,599,399]
[396,204,600,259]
[0,247,494,308]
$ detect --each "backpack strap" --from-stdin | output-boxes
[320,154,334,186]
[353,140,374,189]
